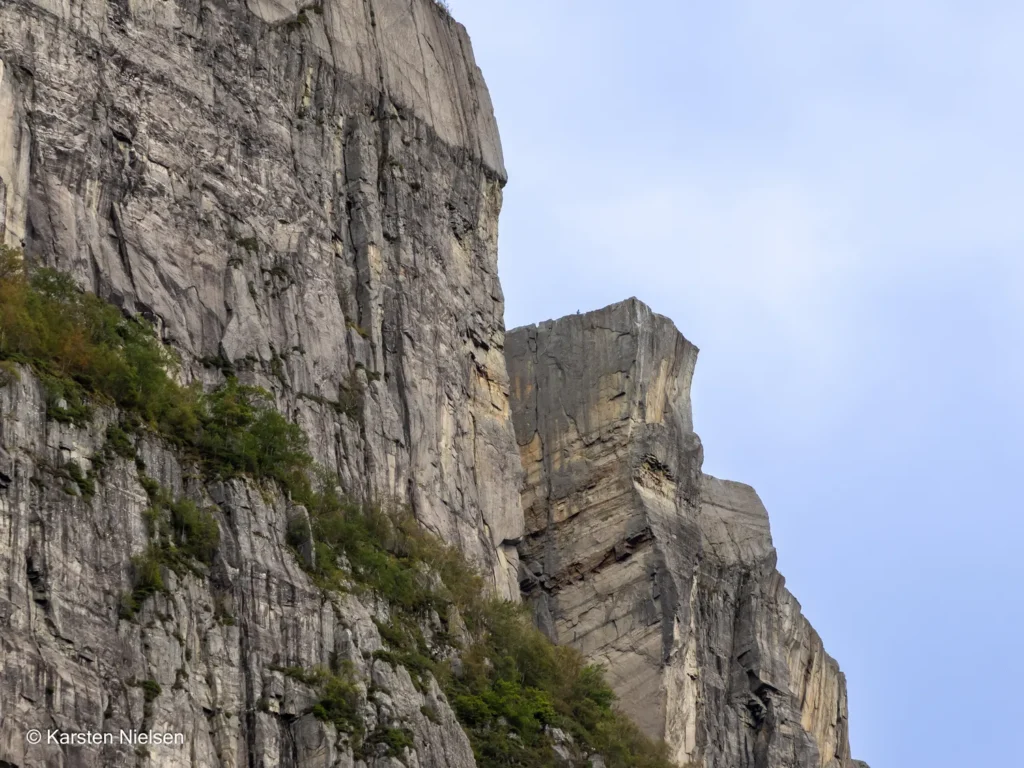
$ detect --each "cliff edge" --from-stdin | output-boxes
[507,299,867,768]
[0,0,870,764]
[1,0,519,765]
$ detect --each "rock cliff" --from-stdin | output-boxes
[0,0,522,598]
[0,370,479,767]
[507,300,866,768]
[1,0,868,766]
[1,0,519,765]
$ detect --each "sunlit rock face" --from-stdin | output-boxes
[0,0,522,597]
[507,299,865,768]
[0,0,871,763]
[0,368,479,767]
[1,0,520,764]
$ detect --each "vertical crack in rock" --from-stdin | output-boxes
[0,0,521,593]
[0,0,519,764]
[506,298,867,768]
[1,0,869,763]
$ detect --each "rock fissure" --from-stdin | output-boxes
[0,1,867,765]
[507,299,867,768]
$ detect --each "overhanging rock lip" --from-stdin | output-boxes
[508,296,701,353]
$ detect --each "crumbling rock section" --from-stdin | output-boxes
[507,299,867,768]
[0,0,522,598]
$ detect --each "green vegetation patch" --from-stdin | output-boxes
[357,726,415,762]
[1,246,193,429]
[0,247,312,484]
[288,492,674,767]
[140,478,221,567]
[269,662,364,737]
[120,545,166,620]
[1,250,674,766]
[120,479,220,619]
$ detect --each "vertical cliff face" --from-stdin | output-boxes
[507,299,865,768]
[0,1,522,765]
[0,0,522,598]
[0,373,480,767]
[1,1,871,765]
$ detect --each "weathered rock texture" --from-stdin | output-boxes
[0,0,870,765]
[507,299,866,768]
[0,0,522,598]
[0,367,477,767]
[1,0,520,764]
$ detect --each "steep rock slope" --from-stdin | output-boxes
[0,0,522,765]
[507,300,866,768]
[0,368,477,767]
[0,0,873,764]
[0,0,522,597]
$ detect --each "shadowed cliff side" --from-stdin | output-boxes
[507,299,868,768]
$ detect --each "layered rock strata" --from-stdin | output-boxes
[0,0,522,597]
[507,299,865,768]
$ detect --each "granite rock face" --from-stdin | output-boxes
[1,0,519,765]
[0,0,522,598]
[0,0,871,765]
[507,299,866,768]
[0,367,477,768]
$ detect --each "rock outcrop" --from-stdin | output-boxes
[0,368,477,767]
[507,299,866,768]
[1,0,520,764]
[0,0,870,765]
[0,0,522,598]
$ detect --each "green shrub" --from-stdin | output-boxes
[169,498,220,564]
[0,251,311,488]
[120,480,220,619]
[0,248,198,430]
[192,379,310,483]
[64,460,96,500]
[40,372,92,424]
[358,726,415,760]
[104,422,137,459]
[271,663,363,737]
[287,492,674,767]
[120,545,166,619]
[312,671,363,735]
[133,679,162,702]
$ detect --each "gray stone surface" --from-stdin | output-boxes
[0,366,477,767]
[0,0,518,764]
[0,0,871,764]
[507,299,868,768]
[0,0,522,599]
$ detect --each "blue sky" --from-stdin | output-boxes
[446,1,1024,765]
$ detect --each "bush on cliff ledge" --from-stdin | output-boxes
[293,489,674,768]
[0,246,309,484]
